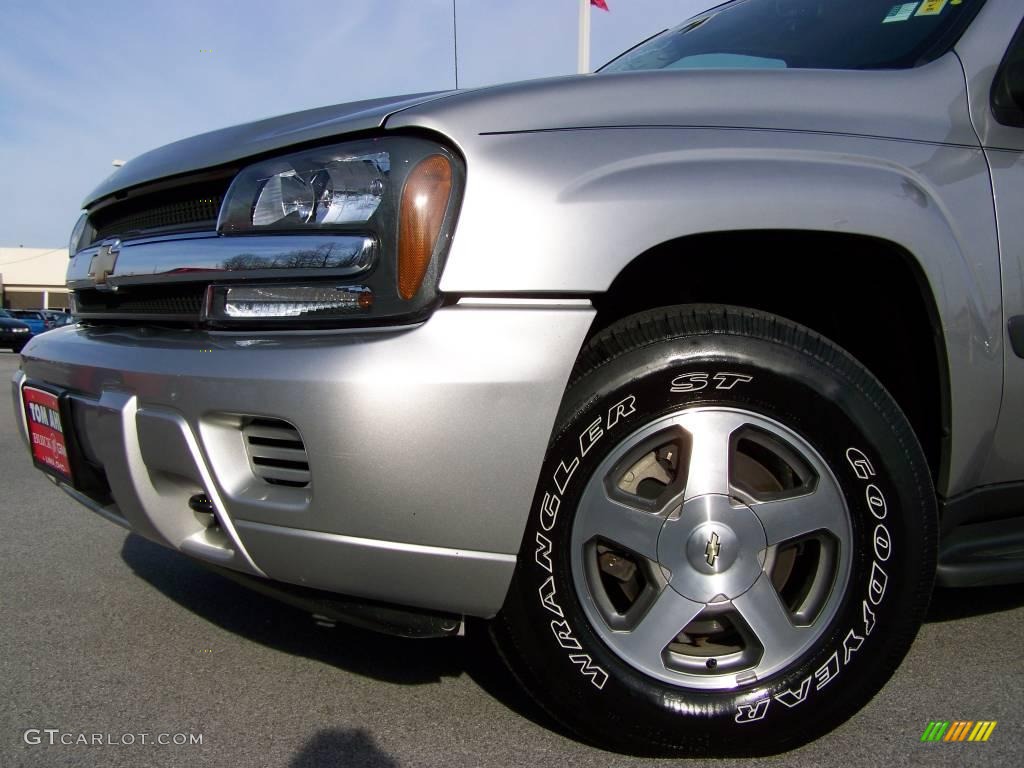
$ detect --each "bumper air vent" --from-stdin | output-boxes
[74,285,206,320]
[242,418,310,488]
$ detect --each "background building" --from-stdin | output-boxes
[0,247,70,310]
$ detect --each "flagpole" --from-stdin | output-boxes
[452,0,459,89]
[577,0,590,74]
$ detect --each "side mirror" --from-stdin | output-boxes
[1005,60,1024,108]
[993,57,1024,127]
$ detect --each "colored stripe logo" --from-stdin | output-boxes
[921,721,997,742]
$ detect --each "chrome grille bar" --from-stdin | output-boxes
[68,233,377,291]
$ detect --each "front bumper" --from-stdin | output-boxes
[13,301,594,617]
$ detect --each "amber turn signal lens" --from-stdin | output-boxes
[398,154,452,300]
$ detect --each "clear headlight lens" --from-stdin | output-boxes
[219,147,389,233]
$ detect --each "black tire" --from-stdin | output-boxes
[491,304,936,756]
[12,343,25,354]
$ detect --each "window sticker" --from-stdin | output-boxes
[883,3,919,23]
[916,0,949,15]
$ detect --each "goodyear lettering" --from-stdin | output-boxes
[873,524,892,562]
[862,600,876,635]
[735,698,771,723]
[843,629,864,665]
[735,445,893,724]
[865,484,887,519]
[774,676,812,708]
[845,448,875,480]
[814,651,840,691]
[868,561,888,606]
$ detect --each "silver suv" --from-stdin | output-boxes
[13,0,1024,756]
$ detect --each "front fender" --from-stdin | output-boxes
[434,127,1000,497]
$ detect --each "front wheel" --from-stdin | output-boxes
[492,305,936,756]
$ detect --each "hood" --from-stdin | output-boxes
[0,317,31,330]
[387,55,978,149]
[84,91,450,206]
[86,53,978,207]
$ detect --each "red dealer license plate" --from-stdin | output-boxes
[22,385,74,484]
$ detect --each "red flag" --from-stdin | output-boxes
[591,0,609,10]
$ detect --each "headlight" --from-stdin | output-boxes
[68,213,94,255]
[208,137,462,328]
[219,148,389,233]
[14,327,29,333]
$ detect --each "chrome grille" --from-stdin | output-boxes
[242,418,310,488]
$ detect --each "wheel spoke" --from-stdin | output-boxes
[751,481,846,545]
[681,411,744,498]
[732,573,807,675]
[577,488,663,561]
[570,406,853,690]
[615,587,704,664]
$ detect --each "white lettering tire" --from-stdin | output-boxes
[491,305,936,756]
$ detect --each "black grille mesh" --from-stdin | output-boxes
[92,196,222,241]
[88,176,231,242]
[74,286,205,317]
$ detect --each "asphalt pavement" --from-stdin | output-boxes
[1,349,1021,767]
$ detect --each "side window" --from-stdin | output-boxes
[993,21,1024,127]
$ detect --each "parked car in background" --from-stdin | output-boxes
[9,310,50,334]
[40,309,69,324]
[39,310,75,330]
[12,0,1024,757]
[0,310,32,353]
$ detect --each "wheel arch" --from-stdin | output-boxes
[584,230,952,492]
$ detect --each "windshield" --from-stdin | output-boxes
[602,0,985,73]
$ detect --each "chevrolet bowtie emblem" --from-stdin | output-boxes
[705,531,721,567]
[88,238,121,289]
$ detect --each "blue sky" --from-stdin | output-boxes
[0,0,709,247]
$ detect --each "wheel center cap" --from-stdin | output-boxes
[686,522,738,573]
[657,494,767,604]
